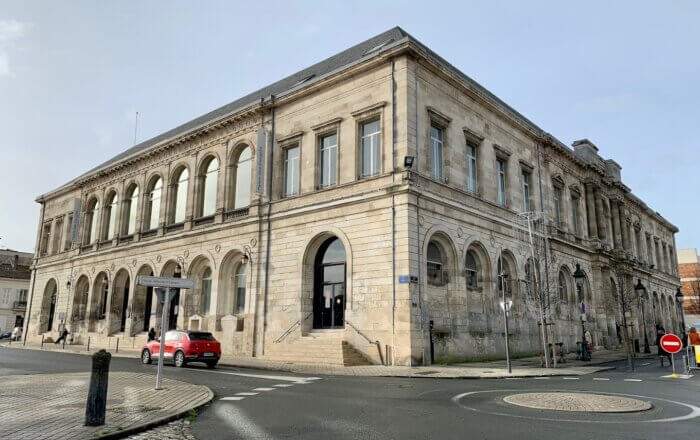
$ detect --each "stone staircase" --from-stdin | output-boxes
[263,331,373,366]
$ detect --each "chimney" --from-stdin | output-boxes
[12,254,18,269]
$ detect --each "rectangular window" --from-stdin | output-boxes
[2,288,10,304]
[284,145,300,196]
[522,171,531,212]
[430,124,443,181]
[497,159,507,207]
[466,143,477,193]
[319,133,338,187]
[571,196,580,234]
[40,224,51,256]
[360,119,381,177]
[18,289,27,302]
[52,219,63,254]
[64,213,73,250]
[553,187,562,226]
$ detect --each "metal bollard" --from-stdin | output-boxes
[115,337,119,353]
[41,334,44,349]
[85,349,111,426]
[86,336,90,352]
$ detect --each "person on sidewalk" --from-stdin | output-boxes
[148,327,156,342]
[54,328,69,345]
[656,325,671,367]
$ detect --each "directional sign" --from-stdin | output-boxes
[136,275,194,289]
[660,333,683,354]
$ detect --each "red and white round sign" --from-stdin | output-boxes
[660,333,683,354]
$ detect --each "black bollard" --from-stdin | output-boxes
[85,349,111,426]
[115,337,119,353]
[87,336,90,352]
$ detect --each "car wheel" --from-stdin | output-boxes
[174,350,186,368]
[206,360,218,369]
[141,349,152,365]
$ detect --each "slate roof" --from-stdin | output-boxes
[78,26,412,180]
[0,250,32,280]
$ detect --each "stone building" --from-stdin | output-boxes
[0,249,31,334]
[677,248,700,327]
[24,27,682,365]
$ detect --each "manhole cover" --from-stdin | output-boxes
[503,392,652,413]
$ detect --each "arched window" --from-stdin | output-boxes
[85,198,99,244]
[558,270,569,302]
[232,147,252,209]
[144,176,162,231]
[465,250,481,289]
[199,157,219,217]
[103,192,118,240]
[427,241,444,286]
[497,256,512,296]
[123,185,139,236]
[200,267,211,315]
[234,263,247,314]
[524,259,538,299]
[170,167,189,224]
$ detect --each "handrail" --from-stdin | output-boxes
[274,312,312,343]
[346,320,385,366]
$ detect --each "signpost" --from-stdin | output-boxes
[660,333,683,378]
[136,276,194,390]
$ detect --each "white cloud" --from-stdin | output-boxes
[0,19,28,76]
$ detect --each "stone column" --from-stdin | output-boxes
[584,184,598,240]
[594,187,607,241]
[611,200,622,249]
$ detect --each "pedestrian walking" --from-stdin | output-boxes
[54,328,69,345]
[148,327,156,342]
[656,325,671,367]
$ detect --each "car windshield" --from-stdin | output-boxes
[188,332,215,341]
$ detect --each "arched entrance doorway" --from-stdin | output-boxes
[160,261,182,331]
[71,275,90,332]
[131,265,154,335]
[42,279,58,333]
[313,237,346,329]
[110,269,130,334]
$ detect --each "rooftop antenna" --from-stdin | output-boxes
[133,111,139,145]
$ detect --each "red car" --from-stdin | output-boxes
[141,330,221,368]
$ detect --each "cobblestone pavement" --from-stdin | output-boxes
[503,392,653,412]
[126,419,196,440]
[0,371,212,439]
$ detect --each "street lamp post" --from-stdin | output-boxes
[676,287,686,333]
[635,279,651,353]
[573,264,590,362]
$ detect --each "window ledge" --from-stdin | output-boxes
[224,208,249,220]
[193,215,215,226]
[141,229,157,239]
[166,222,184,233]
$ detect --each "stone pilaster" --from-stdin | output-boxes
[584,183,598,240]
[611,200,622,250]
[594,187,607,241]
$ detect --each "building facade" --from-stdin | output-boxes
[0,250,31,334]
[677,248,700,328]
[25,27,682,365]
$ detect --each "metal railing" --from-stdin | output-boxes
[346,320,384,365]
[274,312,312,343]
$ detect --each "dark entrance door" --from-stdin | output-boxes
[143,286,153,332]
[47,292,56,332]
[313,237,346,329]
[120,279,130,332]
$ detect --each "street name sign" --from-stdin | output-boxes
[660,333,683,354]
[136,276,194,289]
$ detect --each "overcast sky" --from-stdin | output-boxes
[1,1,698,253]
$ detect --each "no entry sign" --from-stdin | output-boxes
[660,333,683,354]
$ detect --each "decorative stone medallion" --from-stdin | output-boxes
[156,255,162,263]
[91,267,95,274]
[131,259,137,267]
[250,238,257,247]
[418,215,425,226]
[457,227,464,238]
[215,244,221,253]
[184,250,190,258]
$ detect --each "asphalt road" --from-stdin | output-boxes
[1,346,699,440]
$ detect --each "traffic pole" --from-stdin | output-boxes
[155,287,170,390]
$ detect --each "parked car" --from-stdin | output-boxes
[0,331,11,340]
[141,330,221,368]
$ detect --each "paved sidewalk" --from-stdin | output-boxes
[2,341,629,378]
[0,371,212,440]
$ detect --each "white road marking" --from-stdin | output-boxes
[235,392,258,396]
[534,377,550,380]
[253,387,275,391]
[624,379,642,382]
[661,374,694,379]
[188,368,319,383]
[593,378,610,381]
[640,362,651,366]
[274,384,294,387]
[562,377,579,380]
[220,396,246,401]
[505,378,522,380]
